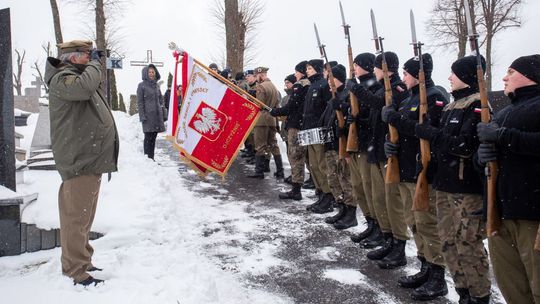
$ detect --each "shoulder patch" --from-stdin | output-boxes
[435,101,445,107]
[474,108,482,113]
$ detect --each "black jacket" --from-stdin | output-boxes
[352,74,409,163]
[271,78,309,130]
[321,85,349,151]
[431,88,483,194]
[388,79,449,183]
[491,84,540,221]
[302,73,332,130]
[347,73,382,152]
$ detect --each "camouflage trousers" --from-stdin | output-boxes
[324,151,354,206]
[398,182,445,266]
[253,126,280,157]
[287,128,305,184]
[435,191,491,298]
[489,219,540,304]
[348,153,372,218]
[307,144,330,193]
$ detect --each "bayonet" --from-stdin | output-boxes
[314,23,326,59]
[370,9,380,53]
[339,1,350,40]
[410,10,419,58]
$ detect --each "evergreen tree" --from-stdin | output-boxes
[118,93,127,112]
[129,94,138,116]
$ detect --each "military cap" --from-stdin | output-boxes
[245,69,254,76]
[57,40,93,54]
[254,67,269,74]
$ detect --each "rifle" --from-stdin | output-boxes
[370,9,400,184]
[464,0,501,236]
[339,1,359,154]
[314,23,347,159]
[410,10,430,211]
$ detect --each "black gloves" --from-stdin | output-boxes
[477,122,505,143]
[415,114,437,140]
[269,108,278,117]
[384,140,399,158]
[477,143,498,165]
[331,97,341,111]
[345,78,357,92]
[381,105,397,123]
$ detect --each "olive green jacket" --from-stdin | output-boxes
[255,79,280,127]
[45,57,119,181]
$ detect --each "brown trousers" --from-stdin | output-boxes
[349,153,372,219]
[253,126,280,157]
[307,144,330,193]
[489,219,540,304]
[59,174,101,283]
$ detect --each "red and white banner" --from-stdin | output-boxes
[173,64,260,176]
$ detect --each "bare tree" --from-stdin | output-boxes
[31,43,53,93]
[427,0,522,90]
[50,0,63,56]
[426,0,471,59]
[476,0,522,90]
[13,49,25,96]
[211,0,264,75]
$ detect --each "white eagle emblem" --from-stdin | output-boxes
[193,107,222,135]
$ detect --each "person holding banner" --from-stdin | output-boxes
[137,64,166,160]
[247,67,283,179]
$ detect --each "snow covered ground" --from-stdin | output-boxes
[0,111,292,304]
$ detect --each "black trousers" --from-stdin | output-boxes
[143,132,158,159]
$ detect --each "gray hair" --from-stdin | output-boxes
[59,51,86,63]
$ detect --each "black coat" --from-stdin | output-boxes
[352,74,409,163]
[388,79,449,183]
[302,73,332,130]
[491,85,540,221]
[271,78,309,130]
[347,73,382,152]
[321,85,349,151]
[431,88,483,194]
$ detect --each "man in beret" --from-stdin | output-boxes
[247,67,283,179]
[44,40,118,286]
[477,54,540,304]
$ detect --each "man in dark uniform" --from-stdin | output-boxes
[240,69,258,162]
[270,62,310,200]
[382,53,449,301]
[477,54,540,304]
[303,59,335,213]
[416,55,491,304]
[347,52,410,266]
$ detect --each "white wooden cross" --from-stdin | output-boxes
[130,50,164,67]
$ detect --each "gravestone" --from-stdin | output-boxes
[14,77,44,113]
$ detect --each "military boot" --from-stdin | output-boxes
[302,175,315,189]
[273,155,285,179]
[411,263,448,301]
[455,288,471,304]
[306,189,323,211]
[350,216,375,243]
[324,202,345,224]
[378,239,407,268]
[278,183,302,200]
[310,193,335,214]
[240,144,255,158]
[333,205,358,230]
[263,158,270,173]
[360,220,384,249]
[247,155,265,179]
[470,295,490,304]
[398,256,429,288]
[367,233,393,260]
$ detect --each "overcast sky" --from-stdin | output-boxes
[2,0,540,99]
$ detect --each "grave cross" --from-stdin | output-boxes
[130,50,164,67]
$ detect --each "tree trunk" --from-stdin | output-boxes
[224,0,245,75]
[110,69,118,110]
[485,31,493,90]
[12,49,24,96]
[95,0,108,103]
[50,0,63,56]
